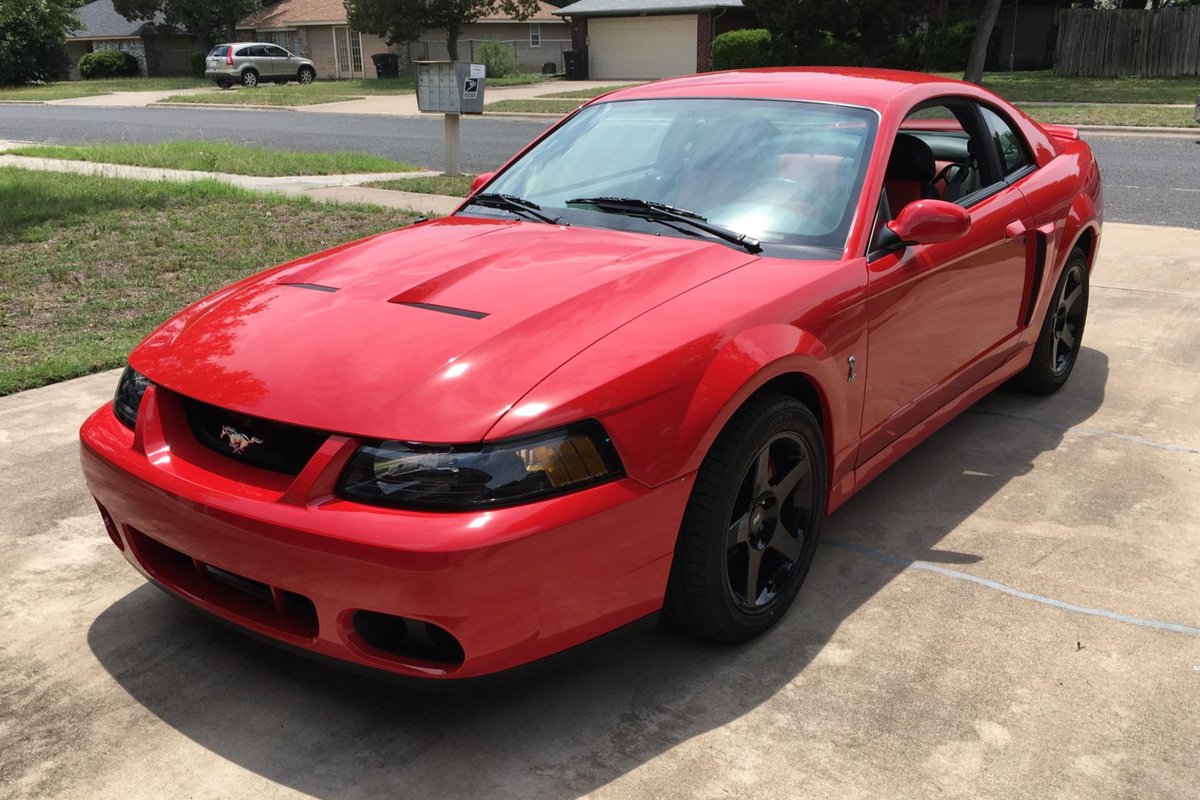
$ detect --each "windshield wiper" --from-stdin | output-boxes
[466,193,562,225]
[566,196,762,254]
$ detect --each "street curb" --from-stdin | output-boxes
[1075,124,1199,137]
[152,102,296,111]
[0,100,47,105]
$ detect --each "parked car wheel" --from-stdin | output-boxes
[241,69,259,88]
[665,393,826,644]
[1013,247,1090,394]
[298,66,315,84]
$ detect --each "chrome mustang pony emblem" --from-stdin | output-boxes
[220,425,263,454]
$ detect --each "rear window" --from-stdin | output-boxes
[207,46,230,57]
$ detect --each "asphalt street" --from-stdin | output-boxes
[0,105,551,175]
[0,105,1197,227]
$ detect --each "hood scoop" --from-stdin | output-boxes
[394,301,489,320]
[279,282,339,293]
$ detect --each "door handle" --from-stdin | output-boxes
[1005,220,1027,239]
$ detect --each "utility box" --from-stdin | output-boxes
[415,61,486,114]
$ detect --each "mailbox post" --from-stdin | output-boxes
[415,61,486,176]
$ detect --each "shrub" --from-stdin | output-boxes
[78,49,139,79]
[893,20,977,72]
[476,39,518,78]
[189,51,205,78]
[711,28,773,71]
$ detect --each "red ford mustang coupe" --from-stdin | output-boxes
[80,68,1102,682]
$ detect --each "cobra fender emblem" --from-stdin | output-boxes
[220,425,263,454]
[847,355,857,383]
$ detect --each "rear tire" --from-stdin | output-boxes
[664,393,827,644]
[240,69,259,88]
[1013,247,1089,394]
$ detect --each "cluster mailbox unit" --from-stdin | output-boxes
[415,61,487,176]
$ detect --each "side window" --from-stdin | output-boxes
[980,106,1031,177]
[530,24,541,47]
[886,102,983,217]
[266,46,289,57]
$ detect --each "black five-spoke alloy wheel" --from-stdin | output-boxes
[666,392,827,643]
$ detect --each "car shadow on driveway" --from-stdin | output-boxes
[86,348,1108,799]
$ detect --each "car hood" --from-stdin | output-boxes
[132,217,759,442]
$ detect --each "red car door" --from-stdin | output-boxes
[858,101,1035,465]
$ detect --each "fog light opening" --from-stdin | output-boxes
[351,610,464,666]
[95,500,124,551]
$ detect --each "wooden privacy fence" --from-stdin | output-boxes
[1053,7,1200,77]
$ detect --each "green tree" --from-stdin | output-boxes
[0,0,78,86]
[346,0,542,61]
[743,0,934,66]
[112,0,263,50]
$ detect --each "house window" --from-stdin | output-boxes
[530,24,541,47]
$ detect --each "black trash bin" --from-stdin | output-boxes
[371,52,399,79]
[563,50,588,80]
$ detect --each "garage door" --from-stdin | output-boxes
[588,15,698,80]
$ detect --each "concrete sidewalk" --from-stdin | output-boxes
[0,147,464,216]
[2,221,1198,799]
[42,87,214,108]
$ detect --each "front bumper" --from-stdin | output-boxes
[80,386,693,680]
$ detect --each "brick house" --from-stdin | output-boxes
[64,0,203,78]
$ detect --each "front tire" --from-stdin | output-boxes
[1013,247,1090,394]
[297,67,315,84]
[240,69,259,88]
[665,393,827,643]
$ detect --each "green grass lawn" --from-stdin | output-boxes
[0,77,209,102]
[365,174,476,196]
[941,70,1200,104]
[160,77,416,106]
[488,73,557,87]
[485,98,582,114]
[160,73,552,106]
[7,141,418,177]
[541,84,638,98]
[0,168,417,394]
[1019,103,1198,128]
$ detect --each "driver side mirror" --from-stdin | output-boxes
[878,199,971,252]
[470,172,496,195]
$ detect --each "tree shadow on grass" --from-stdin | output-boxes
[87,349,1108,799]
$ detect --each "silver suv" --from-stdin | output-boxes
[205,43,316,89]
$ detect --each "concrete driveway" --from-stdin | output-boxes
[2,222,1197,799]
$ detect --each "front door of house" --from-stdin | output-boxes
[333,27,364,78]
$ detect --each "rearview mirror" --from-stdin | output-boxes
[470,172,496,195]
[882,199,971,249]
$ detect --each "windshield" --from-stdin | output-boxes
[471,98,878,256]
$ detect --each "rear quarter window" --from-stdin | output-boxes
[207,46,230,57]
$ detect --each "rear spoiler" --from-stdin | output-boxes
[1041,123,1080,141]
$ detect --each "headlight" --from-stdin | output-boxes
[337,421,624,510]
[113,367,151,430]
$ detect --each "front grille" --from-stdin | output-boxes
[181,396,329,475]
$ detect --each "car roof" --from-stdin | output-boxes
[601,67,985,113]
